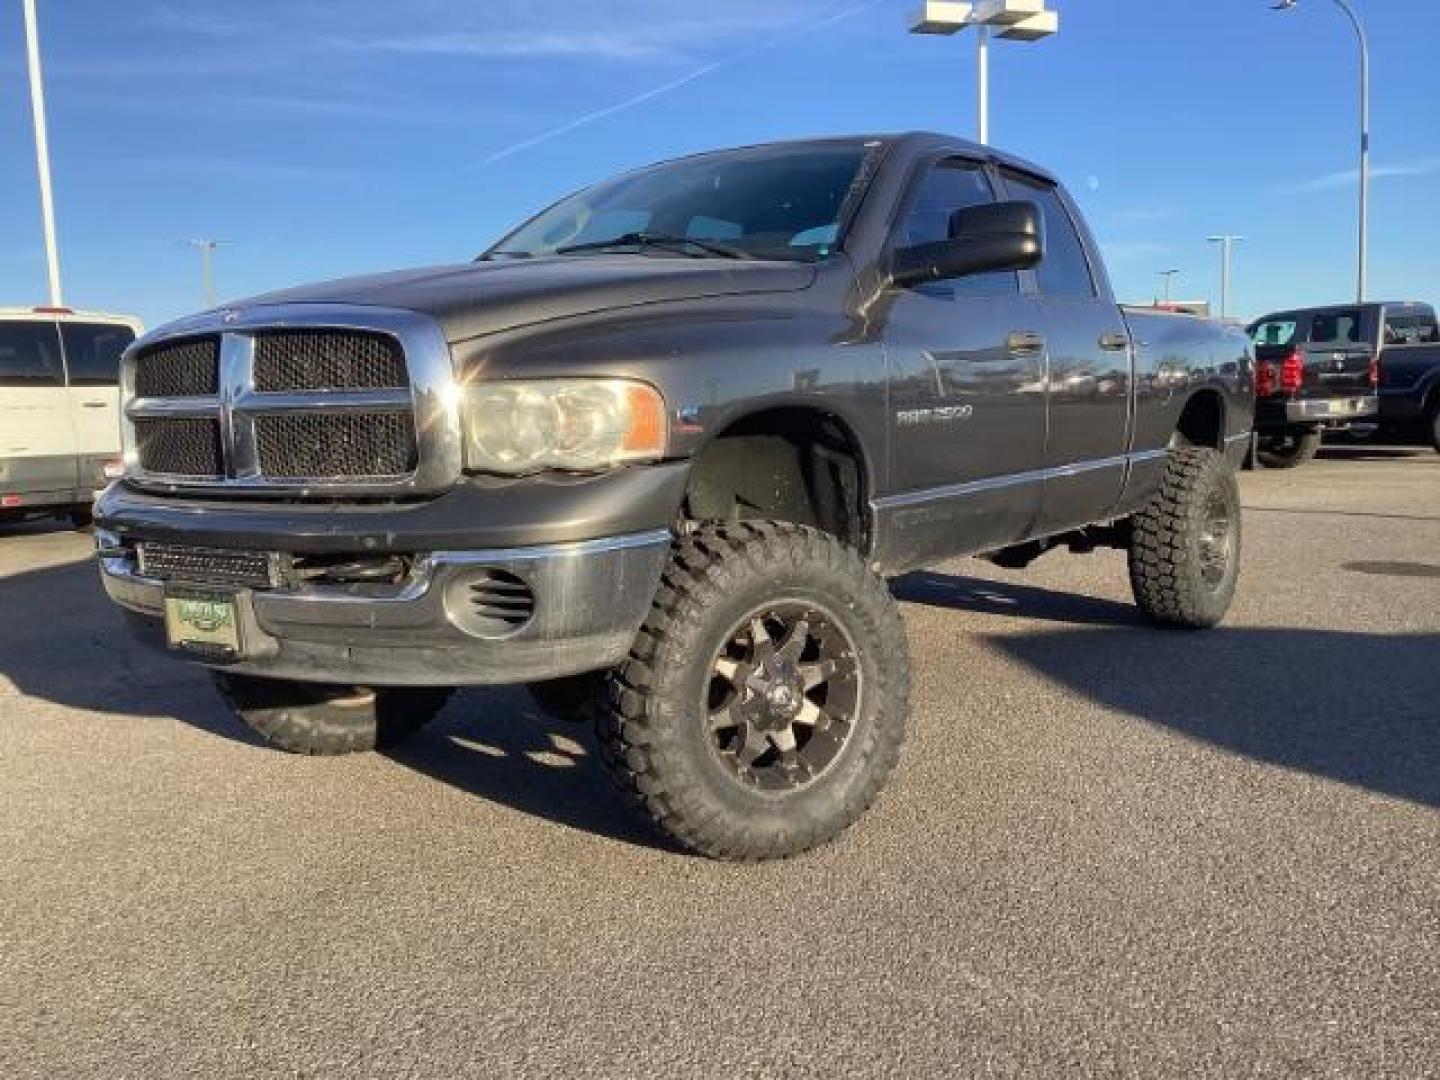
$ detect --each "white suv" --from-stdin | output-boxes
[0,307,142,528]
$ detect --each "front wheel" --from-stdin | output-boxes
[1428,401,1440,454]
[1128,447,1242,629]
[211,672,452,755]
[1255,429,1322,469]
[598,522,909,861]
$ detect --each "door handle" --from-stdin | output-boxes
[1099,332,1131,352]
[81,401,109,409]
[1006,331,1046,355]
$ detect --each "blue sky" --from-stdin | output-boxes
[1,0,1436,328]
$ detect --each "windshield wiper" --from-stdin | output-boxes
[554,232,752,260]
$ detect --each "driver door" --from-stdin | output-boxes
[878,156,1049,566]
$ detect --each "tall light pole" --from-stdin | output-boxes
[909,1,1059,146]
[187,239,231,308]
[22,0,63,307]
[1157,269,1180,304]
[1207,236,1244,320]
[1271,0,1369,302]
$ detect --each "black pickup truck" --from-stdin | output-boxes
[95,134,1253,859]
[1372,302,1440,449]
[1247,304,1381,468]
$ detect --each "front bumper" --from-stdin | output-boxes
[98,530,671,686]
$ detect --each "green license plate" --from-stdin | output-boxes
[164,588,242,654]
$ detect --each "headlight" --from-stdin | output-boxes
[461,378,668,474]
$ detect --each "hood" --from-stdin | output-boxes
[238,256,818,342]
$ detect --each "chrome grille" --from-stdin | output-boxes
[122,307,459,495]
[254,412,417,479]
[134,338,220,398]
[139,544,276,589]
[134,417,223,477]
[254,330,408,392]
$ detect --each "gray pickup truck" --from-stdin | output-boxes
[95,133,1254,859]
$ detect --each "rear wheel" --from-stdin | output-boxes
[211,672,451,755]
[1255,429,1322,469]
[1129,447,1242,629]
[598,521,908,861]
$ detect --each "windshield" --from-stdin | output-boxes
[486,142,877,263]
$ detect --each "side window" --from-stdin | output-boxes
[1250,319,1298,347]
[898,159,1018,295]
[1001,172,1097,300]
[1383,311,1439,345]
[61,323,135,387]
[0,321,64,387]
[1309,310,1362,346]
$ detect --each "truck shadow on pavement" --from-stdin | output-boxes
[898,570,1440,809]
[0,553,669,849]
[4,555,1436,835]
[987,624,1440,810]
[386,692,672,851]
[894,571,1145,627]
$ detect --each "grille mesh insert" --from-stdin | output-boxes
[134,417,223,477]
[253,412,417,479]
[140,544,275,589]
[134,338,220,398]
[253,331,408,392]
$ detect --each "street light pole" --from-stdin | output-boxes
[21,0,63,307]
[1272,0,1369,302]
[1207,236,1244,320]
[909,2,1059,147]
[976,24,989,145]
[187,239,231,308]
[1157,269,1180,304]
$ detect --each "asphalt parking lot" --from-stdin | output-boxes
[2,446,1437,1078]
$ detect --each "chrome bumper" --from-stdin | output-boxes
[98,530,671,686]
[1286,395,1378,422]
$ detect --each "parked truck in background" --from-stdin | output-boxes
[1371,302,1440,451]
[94,133,1254,859]
[0,307,140,527]
[1247,304,1380,468]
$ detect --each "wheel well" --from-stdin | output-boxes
[1172,390,1225,450]
[683,408,870,551]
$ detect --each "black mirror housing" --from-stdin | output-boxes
[888,200,1044,289]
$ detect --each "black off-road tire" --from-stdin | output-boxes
[211,672,452,756]
[1428,400,1440,454]
[527,671,609,723]
[1255,429,1322,469]
[1128,447,1242,629]
[597,521,909,861]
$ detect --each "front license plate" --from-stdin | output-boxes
[164,588,242,654]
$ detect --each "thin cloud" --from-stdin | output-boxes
[469,0,888,168]
[330,30,674,61]
[1278,158,1440,194]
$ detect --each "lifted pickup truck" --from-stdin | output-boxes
[96,134,1253,859]
[1247,304,1381,468]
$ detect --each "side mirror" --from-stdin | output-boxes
[888,200,1045,289]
